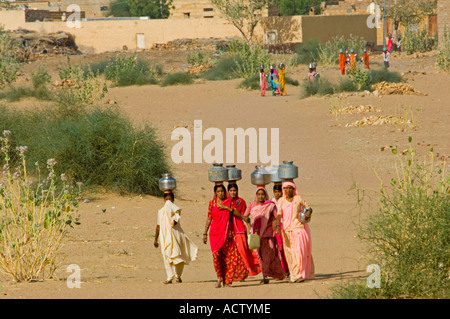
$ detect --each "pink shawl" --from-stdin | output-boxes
[246,187,277,238]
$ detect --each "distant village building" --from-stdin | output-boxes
[169,0,269,19]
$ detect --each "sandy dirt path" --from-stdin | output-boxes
[0,52,448,299]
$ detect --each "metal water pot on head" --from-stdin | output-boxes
[226,165,242,183]
[251,165,271,186]
[159,173,177,192]
[269,165,283,185]
[278,161,298,181]
[208,163,229,185]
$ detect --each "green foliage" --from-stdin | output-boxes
[160,72,193,87]
[57,58,108,105]
[295,39,320,64]
[318,35,366,66]
[277,0,322,16]
[348,66,371,91]
[436,29,450,72]
[0,26,23,88]
[0,104,171,195]
[187,51,212,66]
[32,66,52,89]
[331,138,449,298]
[209,0,270,42]
[300,78,334,98]
[238,74,260,90]
[107,0,172,18]
[104,53,161,86]
[127,0,172,18]
[228,40,271,79]
[0,132,82,281]
[200,57,241,81]
[367,68,402,84]
[107,0,131,16]
[403,27,437,54]
[300,67,402,97]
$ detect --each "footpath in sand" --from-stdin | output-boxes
[0,52,449,299]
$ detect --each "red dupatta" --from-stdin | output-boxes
[208,189,230,254]
[222,194,261,276]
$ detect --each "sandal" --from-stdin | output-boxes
[292,278,305,283]
[260,278,270,285]
[175,277,182,283]
[162,280,172,284]
[215,279,222,288]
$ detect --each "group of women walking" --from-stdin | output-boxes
[203,181,314,288]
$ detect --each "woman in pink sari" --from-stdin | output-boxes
[244,187,285,284]
[277,181,314,283]
[203,184,250,288]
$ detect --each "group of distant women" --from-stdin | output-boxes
[203,181,314,288]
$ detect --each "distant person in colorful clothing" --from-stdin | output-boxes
[339,48,346,75]
[278,63,286,96]
[259,64,268,97]
[361,48,370,69]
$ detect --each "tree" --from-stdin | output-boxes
[128,0,172,18]
[277,0,322,16]
[209,0,272,42]
[107,0,173,18]
[385,0,436,33]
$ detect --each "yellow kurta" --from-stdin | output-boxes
[278,69,286,95]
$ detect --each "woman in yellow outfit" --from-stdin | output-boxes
[278,63,286,96]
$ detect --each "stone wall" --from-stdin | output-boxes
[0,10,378,54]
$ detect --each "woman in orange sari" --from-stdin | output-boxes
[277,181,314,282]
[244,186,285,284]
[203,184,253,287]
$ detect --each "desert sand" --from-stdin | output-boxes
[0,50,448,299]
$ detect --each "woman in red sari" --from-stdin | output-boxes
[244,186,286,284]
[203,184,253,287]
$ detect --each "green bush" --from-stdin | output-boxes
[330,138,449,299]
[367,68,402,84]
[238,74,260,90]
[403,27,437,55]
[104,53,162,86]
[200,57,240,81]
[300,78,335,98]
[228,40,271,79]
[436,28,450,72]
[295,39,320,65]
[160,72,193,87]
[318,35,366,66]
[187,51,212,66]
[285,76,299,86]
[0,103,171,195]
[0,26,22,88]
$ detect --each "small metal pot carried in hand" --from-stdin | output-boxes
[299,207,313,223]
